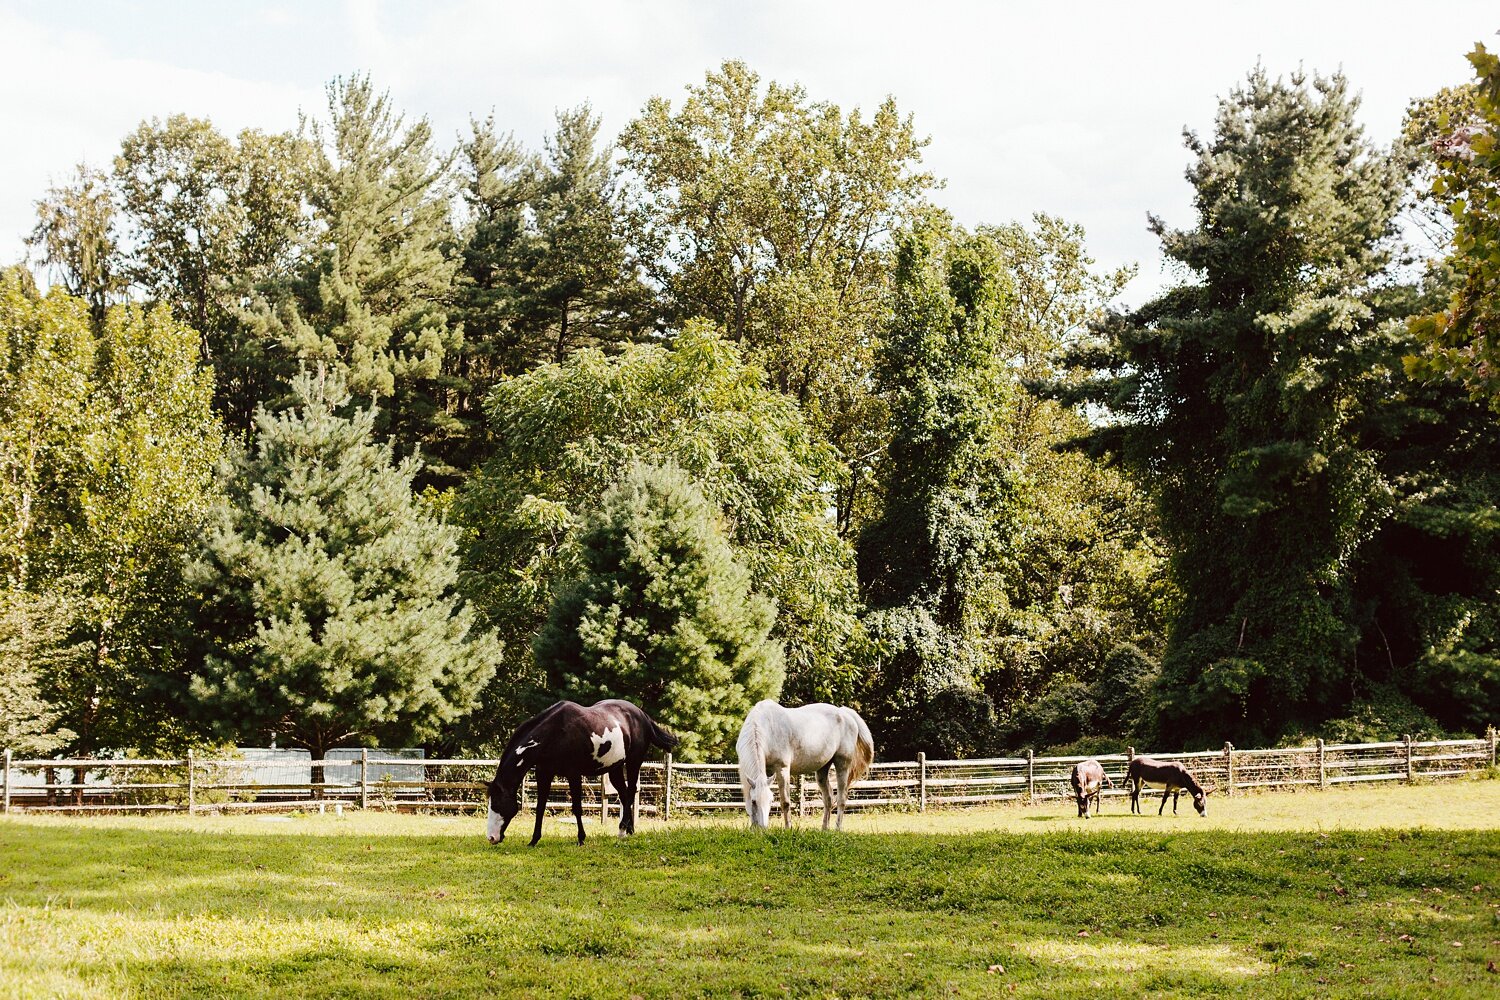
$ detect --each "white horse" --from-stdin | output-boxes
[736,700,874,830]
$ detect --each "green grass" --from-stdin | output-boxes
[2,781,1498,998]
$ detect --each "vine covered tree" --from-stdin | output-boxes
[534,462,783,759]
[186,368,501,764]
[857,221,1014,757]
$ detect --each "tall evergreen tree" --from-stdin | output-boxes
[247,77,461,480]
[186,368,501,762]
[534,462,783,760]
[1058,69,1404,745]
[449,107,648,472]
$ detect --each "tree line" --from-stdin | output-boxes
[3,49,1497,763]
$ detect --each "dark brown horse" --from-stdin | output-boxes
[1069,759,1112,817]
[485,699,678,845]
[1125,756,1207,817]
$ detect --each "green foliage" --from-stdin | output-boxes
[449,107,650,473]
[620,61,936,531]
[858,222,1013,755]
[1,278,225,754]
[25,165,126,327]
[0,588,74,755]
[1407,44,1500,407]
[534,463,783,759]
[114,114,314,431]
[245,76,460,481]
[1058,69,1406,746]
[186,367,501,756]
[457,323,862,745]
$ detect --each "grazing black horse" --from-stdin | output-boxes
[1125,756,1207,817]
[1069,759,1112,818]
[485,699,679,846]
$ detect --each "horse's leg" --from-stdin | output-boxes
[1129,780,1138,814]
[833,760,852,831]
[1172,790,1180,815]
[1158,788,1169,816]
[609,762,631,837]
[530,771,553,846]
[776,766,792,828]
[816,764,834,831]
[625,759,643,834]
[569,774,586,844]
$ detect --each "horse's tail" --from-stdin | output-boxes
[848,710,875,786]
[646,715,680,752]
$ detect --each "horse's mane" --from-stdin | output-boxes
[736,703,769,784]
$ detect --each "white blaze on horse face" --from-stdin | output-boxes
[487,806,505,844]
[591,725,625,767]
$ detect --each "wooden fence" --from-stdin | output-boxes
[3,730,1495,818]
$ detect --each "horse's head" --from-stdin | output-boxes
[744,775,772,829]
[1075,788,1091,818]
[1193,789,1208,817]
[485,773,521,844]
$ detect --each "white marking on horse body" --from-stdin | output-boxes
[591,725,625,767]
[486,806,505,844]
[513,740,539,759]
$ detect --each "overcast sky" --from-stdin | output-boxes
[1,1,1494,304]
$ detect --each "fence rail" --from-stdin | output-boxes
[2,729,1494,818]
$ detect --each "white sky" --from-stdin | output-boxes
[1,1,1494,304]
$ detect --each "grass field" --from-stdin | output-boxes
[2,781,1498,998]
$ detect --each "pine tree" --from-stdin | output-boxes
[533,462,783,760]
[186,367,501,763]
[1058,69,1404,745]
[247,77,461,481]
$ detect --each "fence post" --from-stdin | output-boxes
[601,776,610,825]
[1223,742,1234,797]
[1025,749,1035,801]
[912,749,924,815]
[1404,734,1414,783]
[186,750,196,815]
[1316,738,1326,789]
[2,748,10,814]
[1489,727,1497,769]
[359,749,369,811]
[662,752,673,821]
